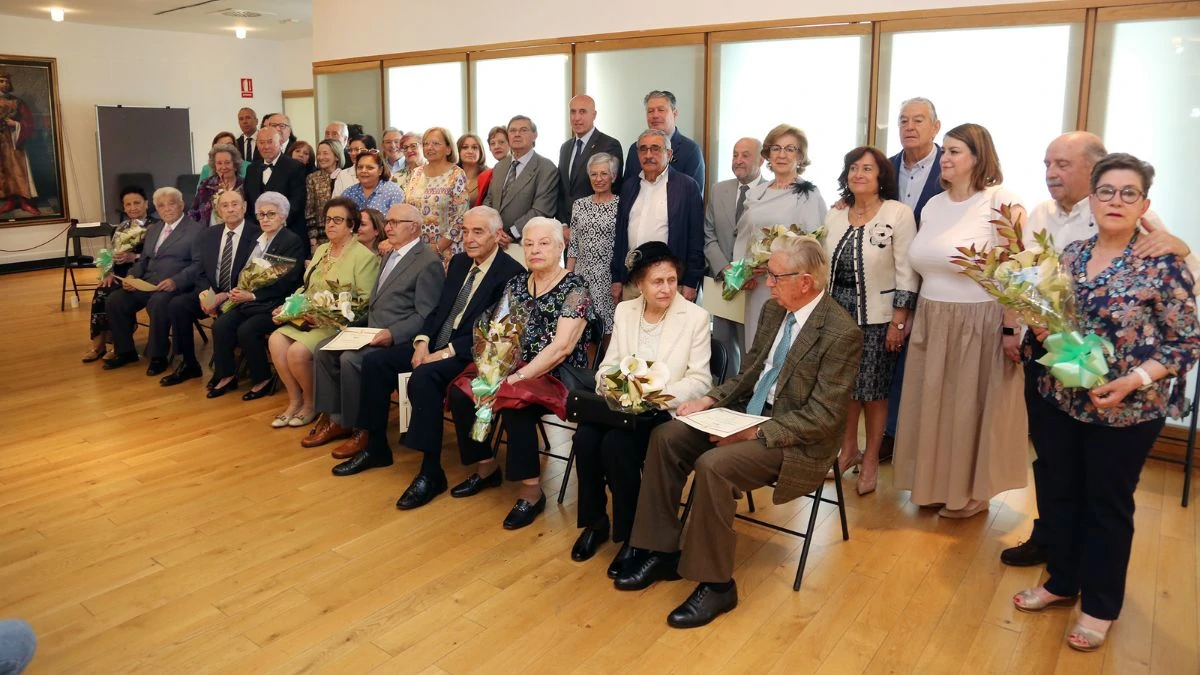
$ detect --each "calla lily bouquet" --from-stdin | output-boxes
[721,224,822,300]
[275,280,368,330]
[468,290,530,441]
[600,355,674,413]
[95,222,147,278]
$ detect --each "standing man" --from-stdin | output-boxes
[704,137,765,375]
[235,107,259,164]
[262,113,296,155]
[243,127,308,257]
[381,127,406,175]
[482,115,559,265]
[325,120,351,166]
[623,90,705,196]
[557,94,623,222]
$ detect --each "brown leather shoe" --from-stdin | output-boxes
[301,414,352,448]
[331,430,369,458]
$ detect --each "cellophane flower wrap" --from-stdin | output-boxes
[949,203,1111,388]
[219,253,296,313]
[721,224,818,300]
[600,355,674,413]
[95,222,147,279]
[469,289,529,442]
[274,280,368,330]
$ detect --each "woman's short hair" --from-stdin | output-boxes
[837,146,899,206]
[466,205,504,233]
[208,143,243,174]
[424,127,457,164]
[351,134,377,150]
[400,131,422,148]
[355,150,391,182]
[487,126,508,144]
[212,131,236,146]
[153,186,184,206]
[1090,152,1155,196]
[457,133,488,172]
[323,196,361,233]
[587,151,618,176]
[762,124,811,174]
[318,139,346,170]
[360,207,387,247]
[120,185,147,201]
[943,123,1003,191]
[522,217,565,248]
[771,234,829,290]
[289,140,316,170]
[627,240,683,285]
[255,191,291,218]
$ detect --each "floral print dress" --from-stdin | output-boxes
[506,271,595,369]
[404,165,468,256]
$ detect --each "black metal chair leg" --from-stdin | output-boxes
[558,447,575,504]
[833,470,849,540]
[794,478,827,591]
[680,482,695,526]
[746,489,756,513]
[1183,376,1199,507]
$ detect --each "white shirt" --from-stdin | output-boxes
[754,292,823,406]
[251,229,278,259]
[332,167,355,197]
[628,169,670,249]
[898,145,938,213]
[216,221,246,277]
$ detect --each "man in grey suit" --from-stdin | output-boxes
[557,95,623,222]
[104,187,204,375]
[704,137,765,376]
[483,115,559,264]
[306,203,446,476]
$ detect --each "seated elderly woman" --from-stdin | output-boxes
[446,216,594,530]
[1012,153,1200,652]
[267,197,381,427]
[571,241,712,575]
[206,191,307,399]
[190,142,244,225]
[84,186,158,363]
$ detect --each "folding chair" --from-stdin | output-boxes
[61,220,110,311]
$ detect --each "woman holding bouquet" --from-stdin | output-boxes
[268,197,381,428]
[190,143,245,225]
[83,186,156,363]
[1011,154,1200,652]
[446,217,594,530]
[570,241,712,573]
[731,124,828,348]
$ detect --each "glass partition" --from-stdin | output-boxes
[471,52,570,156]
[385,60,467,141]
[315,66,383,140]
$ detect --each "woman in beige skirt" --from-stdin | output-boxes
[894,123,1028,519]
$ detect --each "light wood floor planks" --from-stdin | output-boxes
[3,268,1199,674]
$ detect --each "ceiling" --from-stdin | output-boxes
[0,0,312,40]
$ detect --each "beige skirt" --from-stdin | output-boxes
[893,297,1028,509]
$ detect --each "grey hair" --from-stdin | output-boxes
[258,125,282,143]
[587,151,617,174]
[466,205,504,234]
[771,234,829,290]
[643,90,678,110]
[255,191,291,218]
[318,139,346,169]
[638,128,672,152]
[899,97,938,122]
[328,120,348,138]
[152,186,184,206]
[382,126,403,139]
[508,115,537,134]
[522,216,565,248]
[207,143,244,174]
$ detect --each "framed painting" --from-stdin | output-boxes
[0,54,67,226]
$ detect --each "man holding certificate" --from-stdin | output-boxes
[613,234,862,629]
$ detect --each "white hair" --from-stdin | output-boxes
[587,151,617,175]
[152,186,184,206]
[522,217,565,248]
[255,191,290,217]
[638,128,671,151]
[771,234,829,290]
[899,97,938,122]
[466,205,504,233]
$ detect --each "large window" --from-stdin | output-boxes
[315,65,382,145]
[713,30,871,200]
[877,17,1085,210]
[471,51,570,156]
[385,59,467,141]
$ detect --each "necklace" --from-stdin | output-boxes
[640,309,666,334]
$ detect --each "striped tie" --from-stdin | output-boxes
[218,230,235,291]
[434,265,479,350]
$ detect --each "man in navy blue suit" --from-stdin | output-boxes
[611,129,704,305]
[623,90,705,196]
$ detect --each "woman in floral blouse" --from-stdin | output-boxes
[404,127,468,263]
[1012,153,1200,652]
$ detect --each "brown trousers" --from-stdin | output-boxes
[630,420,783,583]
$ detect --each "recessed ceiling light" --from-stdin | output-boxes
[235,27,247,39]
[49,8,65,21]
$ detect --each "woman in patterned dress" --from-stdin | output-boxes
[404,127,468,264]
[566,152,619,336]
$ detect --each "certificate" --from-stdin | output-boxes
[677,407,770,438]
[320,327,381,351]
[113,275,159,292]
[702,277,745,324]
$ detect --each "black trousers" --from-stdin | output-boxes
[447,385,547,481]
[386,355,472,467]
[106,287,178,359]
[1030,395,1164,620]
[572,413,669,541]
[167,293,207,366]
[211,304,276,382]
[1024,350,1049,546]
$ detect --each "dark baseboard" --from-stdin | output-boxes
[1154,424,1195,464]
[0,257,71,275]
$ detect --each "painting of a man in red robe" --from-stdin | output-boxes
[0,70,40,216]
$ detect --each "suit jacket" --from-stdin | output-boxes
[368,240,446,345]
[482,151,560,237]
[129,217,204,290]
[240,227,307,310]
[596,294,712,409]
[624,128,706,197]
[890,145,943,225]
[611,167,705,289]
[708,295,863,503]
[421,247,524,357]
[557,128,624,221]
[705,176,766,277]
[235,134,259,164]
[186,220,262,293]
[244,154,308,256]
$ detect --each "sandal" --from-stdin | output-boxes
[1012,587,1076,613]
[1067,622,1109,652]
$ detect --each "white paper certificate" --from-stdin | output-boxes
[677,407,771,438]
[319,327,381,351]
[702,277,745,324]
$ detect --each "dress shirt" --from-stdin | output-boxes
[388,158,404,174]
[414,245,499,347]
[261,155,279,183]
[508,148,533,181]
[216,221,247,277]
[154,217,184,254]
[251,230,277,259]
[241,135,256,161]
[753,292,822,406]
[898,146,938,213]
[628,169,670,249]
[378,237,420,289]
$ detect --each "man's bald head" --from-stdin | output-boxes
[570,94,598,137]
[1045,131,1108,208]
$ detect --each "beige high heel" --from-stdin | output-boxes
[1012,587,1076,613]
[1067,622,1109,652]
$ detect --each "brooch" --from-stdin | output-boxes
[868,223,894,248]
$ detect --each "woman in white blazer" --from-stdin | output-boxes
[571,241,713,575]
[823,146,919,495]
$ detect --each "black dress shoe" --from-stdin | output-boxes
[160,361,202,386]
[146,358,169,376]
[571,524,610,562]
[396,472,448,510]
[450,469,503,498]
[242,382,273,401]
[667,582,739,629]
[206,379,239,399]
[102,352,139,370]
[503,493,546,530]
[331,450,394,476]
[607,542,639,579]
[614,551,681,591]
[1000,539,1047,567]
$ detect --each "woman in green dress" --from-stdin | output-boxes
[267,196,382,429]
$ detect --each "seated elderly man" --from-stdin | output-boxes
[613,235,863,629]
[302,203,446,476]
[103,187,203,374]
[350,206,524,500]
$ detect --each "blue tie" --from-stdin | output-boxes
[746,313,796,415]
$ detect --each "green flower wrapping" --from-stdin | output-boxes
[1036,331,1113,389]
[95,248,114,280]
[721,260,753,300]
[469,377,503,442]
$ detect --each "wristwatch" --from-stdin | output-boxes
[441,351,451,360]
[754,426,766,442]
[1002,326,1017,336]
[891,321,905,331]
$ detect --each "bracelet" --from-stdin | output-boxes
[1132,366,1154,390]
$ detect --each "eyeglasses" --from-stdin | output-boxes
[765,269,804,284]
[422,140,445,148]
[767,144,800,156]
[324,216,348,225]
[267,122,291,129]
[637,145,666,155]
[401,143,420,151]
[384,218,418,227]
[1093,185,1144,204]
[254,210,279,220]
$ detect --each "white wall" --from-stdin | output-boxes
[0,18,312,264]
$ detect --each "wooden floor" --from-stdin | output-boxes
[3,268,1199,674]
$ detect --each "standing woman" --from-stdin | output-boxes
[1011,154,1200,651]
[289,140,318,175]
[566,152,620,336]
[731,124,828,348]
[458,133,492,207]
[342,150,406,214]
[197,131,248,184]
[334,136,373,197]
[487,126,510,164]
[824,146,918,495]
[393,132,426,188]
[190,143,244,225]
[894,123,1028,519]
[405,127,469,263]
[306,139,345,250]
[84,186,158,362]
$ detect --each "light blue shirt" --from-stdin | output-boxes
[897,145,938,213]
